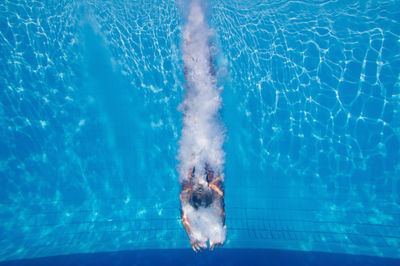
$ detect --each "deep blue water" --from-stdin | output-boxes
[1,0,400,264]
[1,249,400,266]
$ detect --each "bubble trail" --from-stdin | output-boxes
[177,0,227,251]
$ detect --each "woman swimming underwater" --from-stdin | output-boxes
[180,166,225,251]
[178,0,226,252]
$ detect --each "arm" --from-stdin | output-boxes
[180,179,192,239]
[211,183,225,225]
[206,169,226,250]
[180,168,193,237]
[180,168,206,252]
[206,170,225,225]
[210,186,225,250]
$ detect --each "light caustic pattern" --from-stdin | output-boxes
[212,0,400,199]
[0,0,184,261]
[212,0,400,257]
[1,0,400,262]
[177,0,226,250]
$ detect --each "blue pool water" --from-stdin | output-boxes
[0,0,400,264]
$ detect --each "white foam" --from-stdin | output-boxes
[182,202,226,245]
[177,0,225,181]
[177,0,226,247]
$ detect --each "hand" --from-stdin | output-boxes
[209,240,224,250]
[191,240,207,252]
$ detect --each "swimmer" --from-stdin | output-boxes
[180,166,225,252]
[180,7,225,251]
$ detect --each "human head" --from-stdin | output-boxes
[190,184,213,209]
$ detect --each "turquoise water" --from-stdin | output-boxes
[0,0,400,263]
